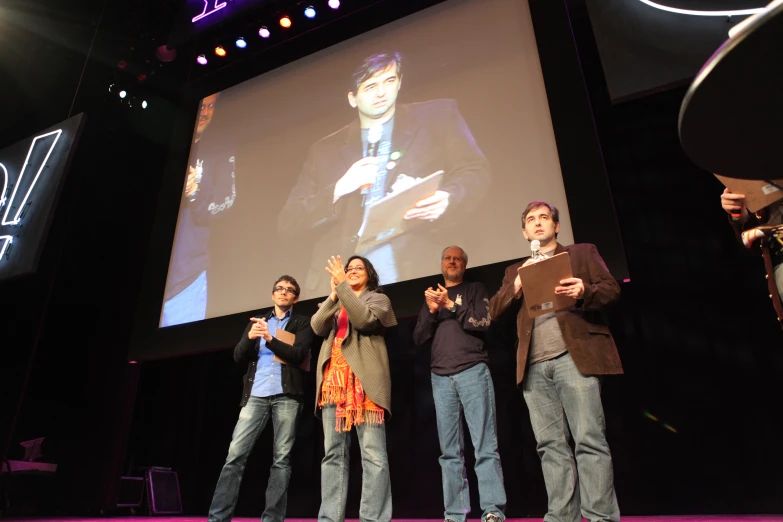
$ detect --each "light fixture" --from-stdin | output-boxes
[279,15,292,28]
[304,6,316,18]
[258,26,271,38]
[119,90,127,99]
[235,37,247,48]
[215,45,227,57]
[328,0,340,8]
[142,100,148,109]
[197,54,208,65]
[635,0,766,16]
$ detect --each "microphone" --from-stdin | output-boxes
[189,159,204,202]
[530,239,545,261]
[361,124,382,196]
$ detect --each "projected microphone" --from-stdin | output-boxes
[361,124,382,196]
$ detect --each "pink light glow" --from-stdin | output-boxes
[258,26,271,38]
[328,0,340,8]
[622,278,630,283]
[197,54,208,65]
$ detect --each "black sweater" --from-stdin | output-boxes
[233,311,314,407]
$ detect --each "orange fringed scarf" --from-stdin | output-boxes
[319,306,385,432]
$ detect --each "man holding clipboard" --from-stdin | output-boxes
[277,51,491,295]
[208,275,314,522]
[489,201,622,522]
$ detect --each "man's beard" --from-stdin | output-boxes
[443,270,463,283]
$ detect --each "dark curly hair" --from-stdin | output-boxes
[344,255,382,293]
[271,275,300,297]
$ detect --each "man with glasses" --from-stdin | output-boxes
[208,275,314,522]
[413,246,506,522]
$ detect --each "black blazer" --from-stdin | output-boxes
[233,311,314,407]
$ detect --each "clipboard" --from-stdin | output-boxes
[714,174,783,213]
[272,329,311,371]
[355,170,444,253]
[518,252,576,318]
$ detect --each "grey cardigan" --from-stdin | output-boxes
[311,281,397,416]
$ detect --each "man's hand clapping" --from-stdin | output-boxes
[249,317,272,342]
[424,284,454,312]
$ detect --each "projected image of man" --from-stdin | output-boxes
[278,52,490,296]
[161,93,237,327]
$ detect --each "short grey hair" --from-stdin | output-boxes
[441,245,468,265]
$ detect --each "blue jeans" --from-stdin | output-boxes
[431,363,506,522]
[160,270,207,327]
[522,353,620,522]
[208,395,303,522]
[318,405,392,522]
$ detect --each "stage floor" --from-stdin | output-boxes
[4,515,783,522]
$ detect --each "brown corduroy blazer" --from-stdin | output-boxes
[489,242,623,386]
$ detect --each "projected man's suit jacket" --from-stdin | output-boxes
[278,99,491,295]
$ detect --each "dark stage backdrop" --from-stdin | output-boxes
[125,80,783,517]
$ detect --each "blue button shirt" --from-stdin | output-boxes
[251,309,291,397]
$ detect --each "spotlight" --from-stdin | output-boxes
[304,6,316,18]
[119,90,127,99]
[197,54,208,65]
[235,37,247,48]
[258,26,271,38]
[215,46,227,57]
[328,0,340,8]
[279,15,292,28]
[142,100,148,109]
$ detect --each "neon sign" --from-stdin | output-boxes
[0,114,83,280]
[192,0,227,22]
[0,164,9,259]
[0,130,62,262]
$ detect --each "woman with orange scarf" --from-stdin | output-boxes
[311,255,397,522]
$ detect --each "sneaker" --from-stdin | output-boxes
[485,514,504,522]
